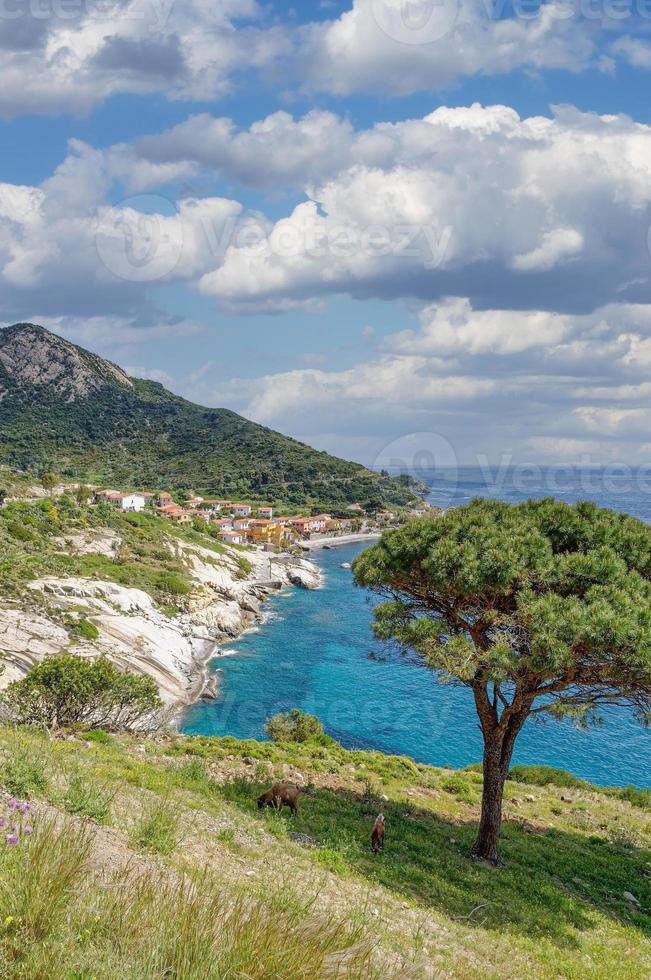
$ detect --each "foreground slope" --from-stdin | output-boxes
[0,727,649,978]
[0,324,420,508]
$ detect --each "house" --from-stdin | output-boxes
[347,503,363,512]
[232,504,252,517]
[156,492,173,506]
[95,489,121,504]
[194,510,214,522]
[375,510,395,522]
[257,506,273,518]
[248,522,287,548]
[117,493,147,513]
[185,495,204,509]
[158,503,184,519]
[233,518,252,531]
[170,511,192,524]
[219,529,244,545]
[288,514,331,535]
[212,517,232,529]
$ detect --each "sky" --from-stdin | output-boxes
[2,0,651,471]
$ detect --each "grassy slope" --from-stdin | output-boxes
[0,727,648,978]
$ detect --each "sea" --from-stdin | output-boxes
[181,467,651,788]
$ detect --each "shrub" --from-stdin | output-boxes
[264,709,325,744]
[2,656,162,731]
[155,571,190,596]
[83,728,111,744]
[6,522,35,542]
[507,765,589,789]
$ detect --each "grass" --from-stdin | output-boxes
[0,817,376,979]
[0,725,649,978]
[129,799,179,855]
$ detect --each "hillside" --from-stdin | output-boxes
[0,726,648,978]
[0,324,422,509]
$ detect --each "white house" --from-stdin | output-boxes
[118,493,147,513]
[232,504,252,517]
[233,518,252,531]
[258,506,273,518]
[219,529,244,545]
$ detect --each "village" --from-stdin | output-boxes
[92,488,426,550]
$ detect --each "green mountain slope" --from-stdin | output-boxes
[0,323,422,508]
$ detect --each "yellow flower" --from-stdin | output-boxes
[94,914,101,923]
[4,916,13,927]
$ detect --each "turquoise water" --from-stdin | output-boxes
[181,468,651,787]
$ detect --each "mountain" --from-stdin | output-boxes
[0,323,422,508]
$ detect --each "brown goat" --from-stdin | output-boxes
[257,782,300,815]
[370,813,385,854]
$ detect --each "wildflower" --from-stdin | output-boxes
[4,917,13,927]
[6,834,18,846]
[23,826,32,835]
[0,818,6,828]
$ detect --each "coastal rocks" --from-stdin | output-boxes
[0,537,321,710]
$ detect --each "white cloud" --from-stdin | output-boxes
[0,1,646,117]
[294,0,599,96]
[192,104,651,312]
[0,0,286,117]
[612,36,651,70]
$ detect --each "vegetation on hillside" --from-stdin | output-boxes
[0,725,648,978]
[353,498,651,864]
[0,493,250,608]
[0,324,423,510]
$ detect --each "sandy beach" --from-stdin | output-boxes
[299,532,381,551]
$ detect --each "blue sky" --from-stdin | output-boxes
[2,0,651,468]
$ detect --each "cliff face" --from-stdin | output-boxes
[0,323,131,400]
[0,536,320,707]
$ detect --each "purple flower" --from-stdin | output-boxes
[11,824,17,833]
[23,826,32,835]
[8,800,16,810]
[0,819,6,829]
[5,834,18,846]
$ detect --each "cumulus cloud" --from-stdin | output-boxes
[0,1,647,117]
[175,297,651,465]
[294,0,600,96]
[189,104,651,313]
[0,0,286,117]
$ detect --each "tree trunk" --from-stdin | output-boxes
[471,703,531,865]
[471,743,507,865]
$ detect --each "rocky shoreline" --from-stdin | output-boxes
[0,537,321,713]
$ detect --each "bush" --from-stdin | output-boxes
[507,765,589,789]
[2,656,162,731]
[6,522,35,542]
[155,571,190,596]
[264,709,325,744]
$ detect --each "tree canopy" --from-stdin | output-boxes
[353,498,651,863]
